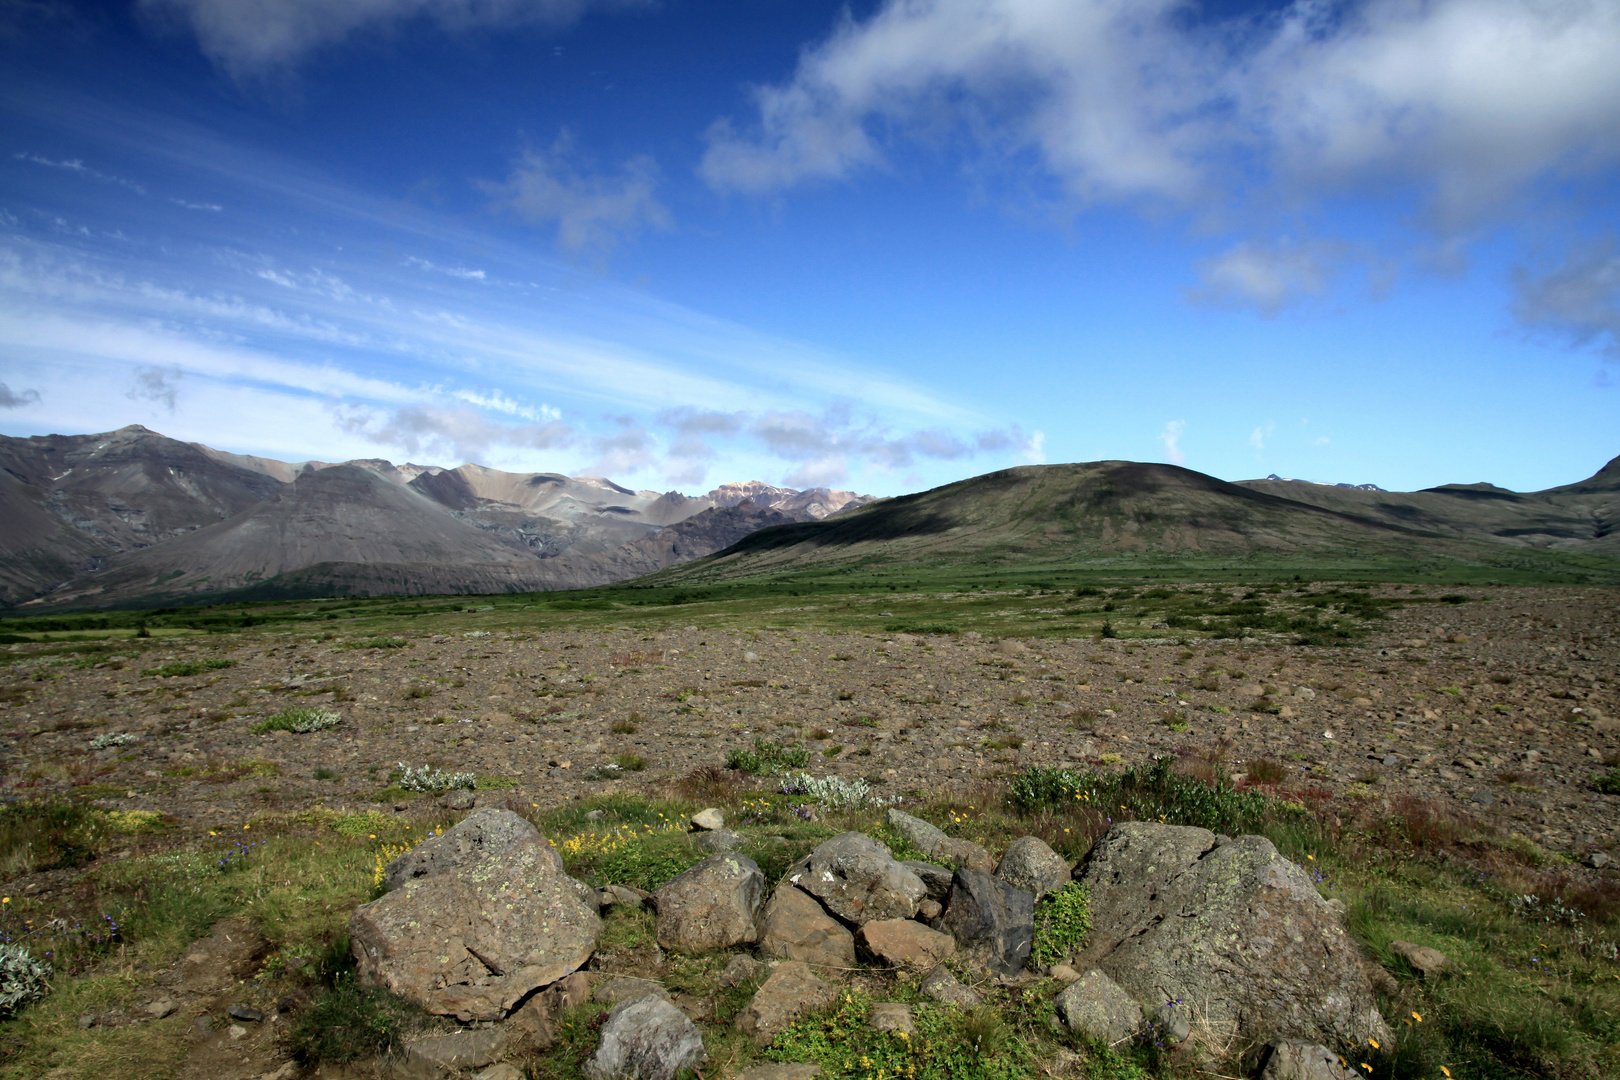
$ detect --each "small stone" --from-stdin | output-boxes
[920,963,981,1008]
[1049,964,1083,982]
[600,884,647,909]
[227,1024,249,1040]
[1362,962,1399,997]
[1261,1040,1358,1080]
[734,962,838,1045]
[403,1029,510,1073]
[917,898,942,920]
[735,1066,822,1080]
[1053,968,1142,1046]
[260,1063,301,1080]
[719,954,765,988]
[585,809,605,820]
[472,1065,527,1080]
[1388,941,1449,979]
[1293,686,1316,700]
[437,790,475,811]
[227,1003,265,1022]
[744,651,760,663]
[594,977,672,1005]
[145,999,178,1019]
[869,1002,915,1036]
[1590,852,1612,869]
[78,1013,97,1029]
[691,808,725,832]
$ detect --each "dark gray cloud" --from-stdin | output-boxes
[1514,238,1620,359]
[127,364,182,411]
[0,382,41,409]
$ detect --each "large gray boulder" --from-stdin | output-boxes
[783,832,926,925]
[1075,822,1390,1048]
[1052,968,1141,1047]
[938,868,1034,977]
[1260,1041,1358,1080]
[350,843,600,1022]
[583,996,706,1080]
[654,853,765,952]
[383,807,546,892]
[758,886,856,968]
[994,836,1069,901]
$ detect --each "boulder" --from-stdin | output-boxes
[1052,968,1141,1047]
[758,886,856,968]
[855,919,956,969]
[351,843,600,1021]
[399,1029,509,1076]
[938,868,1034,977]
[382,808,546,892]
[885,810,994,872]
[599,884,647,910]
[696,828,748,853]
[506,971,593,1052]
[582,996,706,1080]
[1074,822,1390,1048]
[1388,941,1449,979]
[472,1066,525,1080]
[919,963,981,1008]
[735,1067,821,1080]
[994,836,1069,901]
[901,860,954,901]
[1260,1041,1358,1080]
[654,853,765,952]
[734,961,838,1046]
[783,832,926,925]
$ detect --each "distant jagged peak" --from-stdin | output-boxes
[1260,473,1383,491]
[705,480,798,507]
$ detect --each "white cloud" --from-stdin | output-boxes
[139,0,648,76]
[1249,427,1265,451]
[702,0,1620,235]
[1314,436,1330,445]
[1158,418,1185,465]
[450,387,559,421]
[485,131,670,254]
[1189,238,1350,316]
[1513,236,1620,358]
[337,404,575,463]
[170,198,222,212]
[14,152,147,194]
[406,256,487,281]
[1023,429,1045,465]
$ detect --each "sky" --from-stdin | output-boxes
[1,0,1617,497]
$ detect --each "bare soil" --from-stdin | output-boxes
[5,586,1617,858]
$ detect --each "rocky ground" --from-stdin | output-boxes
[3,585,1617,858]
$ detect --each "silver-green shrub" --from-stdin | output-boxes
[779,772,894,810]
[395,762,477,792]
[0,944,51,1016]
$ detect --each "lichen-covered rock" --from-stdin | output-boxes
[883,812,994,873]
[654,853,765,952]
[506,971,593,1052]
[400,1029,509,1074]
[919,964,981,1008]
[382,807,547,892]
[350,843,600,1021]
[1052,968,1141,1046]
[734,961,838,1045]
[695,828,748,853]
[994,836,1069,901]
[783,832,926,925]
[758,886,856,968]
[1260,1040,1358,1080]
[583,996,706,1080]
[854,919,956,969]
[938,868,1034,977]
[1075,822,1390,1049]
[885,808,950,852]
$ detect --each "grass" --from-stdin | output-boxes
[725,738,811,777]
[138,658,235,678]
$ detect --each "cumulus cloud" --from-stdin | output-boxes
[338,404,575,462]
[127,364,182,411]
[1158,419,1185,466]
[583,421,657,478]
[485,131,670,254]
[1514,237,1620,358]
[140,0,646,75]
[0,382,41,408]
[702,0,1620,234]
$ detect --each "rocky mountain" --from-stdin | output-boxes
[0,426,872,608]
[651,456,1620,587]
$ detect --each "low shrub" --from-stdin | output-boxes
[1030,881,1092,968]
[557,827,700,892]
[345,637,409,650]
[0,798,108,877]
[1591,768,1620,795]
[288,975,420,1065]
[767,990,1033,1080]
[1009,758,1285,835]
[140,659,235,678]
[251,708,342,735]
[778,772,893,810]
[393,763,476,792]
[0,945,52,1017]
[726,738,810,777]
[88,732,138,750]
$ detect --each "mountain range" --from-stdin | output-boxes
[2,426,1615,610]
[0,426,873,608]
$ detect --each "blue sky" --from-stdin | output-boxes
[1,0,1617,496]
